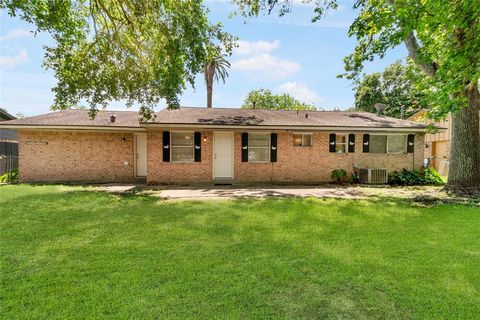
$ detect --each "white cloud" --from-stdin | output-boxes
[0,29,32,42]
[234,40,280,56]
[278,82,323,104]
[0,49,28,69]
[232,53,300,79]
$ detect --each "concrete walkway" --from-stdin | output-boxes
[95,183,453,202]
[155,185,365,201]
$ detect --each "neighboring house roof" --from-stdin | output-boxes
[0,109,16,121]
[0,109,18,142]
[407,109,428,122]
[0,107,436,132]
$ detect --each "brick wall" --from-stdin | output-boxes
[234,132,424,183]
[147,130,213,184]
[16,129,424,184]
[18,130,135,182]
[147,130,424,184]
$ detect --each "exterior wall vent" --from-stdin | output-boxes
[359,168,388,184]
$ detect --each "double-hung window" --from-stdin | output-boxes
[335,134,348,153]
[171,132,194,162]
[387,135,406,154]
[248,133,270,162]
[293,133,312,147]
[370,135,387,153]
[370,135,406,154]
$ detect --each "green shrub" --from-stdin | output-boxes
[388,168,444,186]
[424,167,445,184]
[331,169,349,183]
[0,169,19,183]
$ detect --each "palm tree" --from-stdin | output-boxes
[204,54,230,108]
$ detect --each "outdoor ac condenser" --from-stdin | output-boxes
[359,168,388,184]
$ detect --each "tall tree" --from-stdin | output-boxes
[355,61,427,119]
[241,89,316,110]
[204,52,230,108]
[234,0,480,194]
[1,0,236,120]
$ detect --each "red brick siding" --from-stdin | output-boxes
[16,129,424,184]
[233,132,424,183]
[147,130,424,184]
[18,130,135,182]
[147,130,213,184]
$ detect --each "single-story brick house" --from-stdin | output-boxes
[0,107,435,184]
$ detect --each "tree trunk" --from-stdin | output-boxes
[206,81,213,108]
[447,85,480,195]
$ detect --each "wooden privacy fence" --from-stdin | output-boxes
[0,141,18,157]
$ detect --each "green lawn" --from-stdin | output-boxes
[1,185,479,319]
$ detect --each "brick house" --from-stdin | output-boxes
[0,107,434,184]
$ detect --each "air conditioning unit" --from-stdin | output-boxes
[359,168,388,184]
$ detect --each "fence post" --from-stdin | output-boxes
[8,155,11,183]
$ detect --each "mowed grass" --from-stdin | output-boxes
[1,185,479,319]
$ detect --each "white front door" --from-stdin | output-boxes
[214,132,234,179]
[135,133,147,177]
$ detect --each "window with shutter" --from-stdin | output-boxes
[270,133,277,162]
[248,133,270,162]
[194,132,201,162]
[241,133,248,162]
[163,131,170,162]
[171,132,194,162]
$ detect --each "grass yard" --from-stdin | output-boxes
[1,185,479,319]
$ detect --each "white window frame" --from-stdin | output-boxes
[369,134,407,154]
[171,131,195,163]
[248,132,271,163]
[335,133,348,154]
[293,132,313,147]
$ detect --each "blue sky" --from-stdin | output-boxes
[0,0,407,116]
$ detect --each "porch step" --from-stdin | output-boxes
[214,178,233,185]
[134,177,147,184]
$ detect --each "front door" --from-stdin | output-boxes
[214,132,234,179]
[135,133,147,177]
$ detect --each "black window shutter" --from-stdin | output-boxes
[363,134,370,153]
[241,133,249,162]
[329,133,336,153]
[194,132,201,162]
[270,133,277,162]
[348,133,355,153]
[163,131,170,162]
[407,134,415,153]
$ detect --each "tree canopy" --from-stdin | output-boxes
[355,61,428,119]
[241,89,316,110]
[1,0,236,120]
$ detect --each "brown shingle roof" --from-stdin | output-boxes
[0,109,141,128]
[153,107,428,129]
[0,107,430,130]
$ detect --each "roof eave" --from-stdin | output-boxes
[0,123,445,133]
[0,124,145,131]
